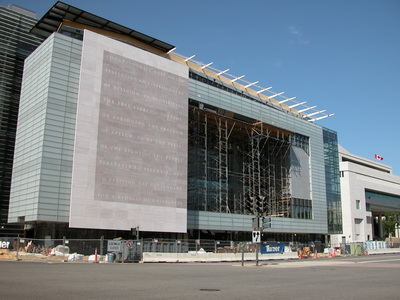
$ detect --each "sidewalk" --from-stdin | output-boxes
[1,248,399,263]
[0,250,88,263]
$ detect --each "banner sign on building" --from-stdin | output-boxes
[260,243,285,254]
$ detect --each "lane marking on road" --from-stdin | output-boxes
[233,257,400,268]
[356,258,400,264]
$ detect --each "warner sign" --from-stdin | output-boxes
[0,238,12,249]
[260,243,285,254]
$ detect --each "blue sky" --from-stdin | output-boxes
[3,0,400,175]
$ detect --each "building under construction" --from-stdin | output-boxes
[184,67,341,243]
[8,2,342,243]
[188,100,296,218]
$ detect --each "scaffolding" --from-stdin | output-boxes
[188,104,293,217]
[188,107,208,211]
[210,118,233,213]
[243,124,270,215]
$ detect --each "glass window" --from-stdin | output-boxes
[323,128,342,234]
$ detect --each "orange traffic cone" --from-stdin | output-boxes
[93,247,99,263]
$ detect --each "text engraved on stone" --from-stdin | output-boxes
[94,51,188,208]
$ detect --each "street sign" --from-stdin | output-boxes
[107,240,122,252]
[252,231,261,243]
[125,241,134,249]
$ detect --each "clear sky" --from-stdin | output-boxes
[3,0,400,175]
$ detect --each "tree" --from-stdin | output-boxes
[382,211,398,238]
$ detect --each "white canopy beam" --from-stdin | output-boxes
[279,97,296,104]
[307,109,326,117]
[201,62,213,69]
[217,69,230,75]
[269,92,285,99]
[167,47,176,54]
[289,101,307,108]
[245,81,259,88]
[231,75,245,82]
[298,105,317,113]
[185,55,195,62]
[310,114,334,122]
[256,87,272,94]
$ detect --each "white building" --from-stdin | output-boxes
[331,146,400,246]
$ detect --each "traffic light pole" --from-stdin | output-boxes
[256,243,259,266]
[131,226,140,240]
[253,214,261,266]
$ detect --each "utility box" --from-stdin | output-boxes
[350,242,364,255]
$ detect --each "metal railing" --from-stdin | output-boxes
[0,237,328,253]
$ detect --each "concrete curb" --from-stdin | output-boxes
[142,251,299,263]
[367,248,400,255]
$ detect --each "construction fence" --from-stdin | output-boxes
[1,237,398,262]
[0,237,315,261]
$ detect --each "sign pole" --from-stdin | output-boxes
[252,215,261,267]
[255,243,259,266]
[131,226,140,240]
[16,235,20,261]
[100,236,104,256]
[241,247,245,267]
[62,236,66,262]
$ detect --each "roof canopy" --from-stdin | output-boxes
[30,1,175,52]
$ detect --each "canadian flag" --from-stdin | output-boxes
[374,154,384,161]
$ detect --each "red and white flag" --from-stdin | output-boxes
[374,154,384,161]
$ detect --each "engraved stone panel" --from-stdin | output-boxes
[70,30,188,232]
[95,52,187,208]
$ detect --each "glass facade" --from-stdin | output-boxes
[9,33,81,223]
[187,69,329,234]
[365,191,400,203]
[323,128,342,234]
[187,99,312,220]
[0,7,43,235]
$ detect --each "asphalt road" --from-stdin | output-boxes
[1,254,399,299]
